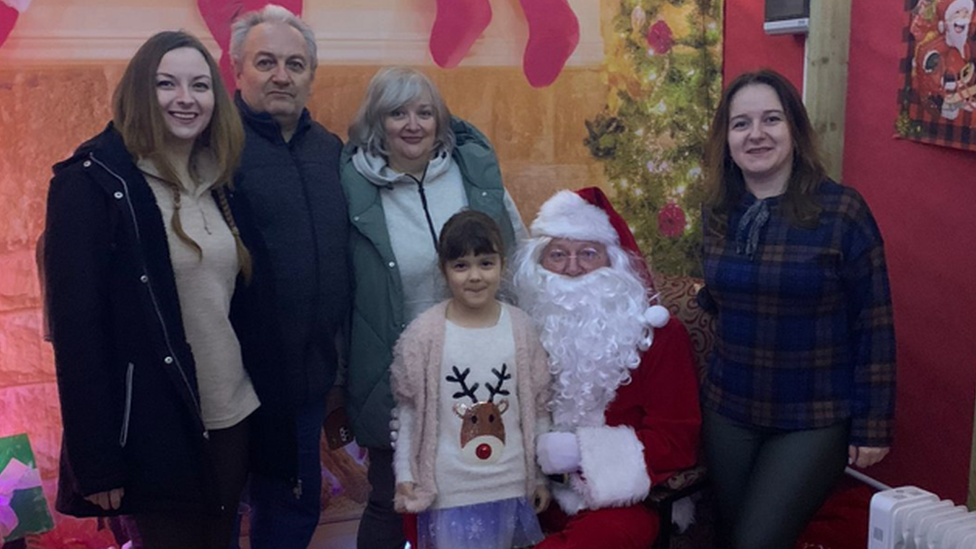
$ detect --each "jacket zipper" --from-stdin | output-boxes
[407,163,437,250]
[89,154,206,429]
[119,362,134,447]
[289,147,318,496]
[290,145,322,406]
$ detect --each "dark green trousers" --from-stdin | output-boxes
[702,408,849,549]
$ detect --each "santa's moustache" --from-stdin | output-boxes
[515,257,649,430]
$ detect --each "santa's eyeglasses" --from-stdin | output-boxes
[541,247,605,270]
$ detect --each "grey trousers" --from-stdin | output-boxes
[702,408,849,549]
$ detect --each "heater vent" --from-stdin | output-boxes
[868,486,976,549]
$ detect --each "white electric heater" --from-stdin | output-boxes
[869,487,976,549]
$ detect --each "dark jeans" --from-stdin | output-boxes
[107,516,142,548]
[135,418,250,549]
[357,447,406,549]
[702,408,849,549]
[247,399,326,549]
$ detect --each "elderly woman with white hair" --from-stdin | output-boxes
[341,67,527,549]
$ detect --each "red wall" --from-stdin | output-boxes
[723,0,805,88]
[725,0,976,502]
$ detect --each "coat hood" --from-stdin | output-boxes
[350,147,452,188]
[52,123,133,176]
[345,116,494,188]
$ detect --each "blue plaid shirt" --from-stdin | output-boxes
[700,180,896,447]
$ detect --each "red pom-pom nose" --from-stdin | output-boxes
[476,443,492,460]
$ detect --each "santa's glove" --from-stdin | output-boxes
[537,431,581,474]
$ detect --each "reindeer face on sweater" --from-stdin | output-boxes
[447,364,511,464]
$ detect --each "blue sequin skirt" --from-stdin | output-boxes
[417,496,544,549]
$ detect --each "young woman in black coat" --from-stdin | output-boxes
[44,30,294,549]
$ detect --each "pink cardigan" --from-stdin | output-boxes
[390,301,552,513]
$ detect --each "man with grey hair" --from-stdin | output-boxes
[230,4,350,548]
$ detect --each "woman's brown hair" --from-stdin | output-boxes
[703,69,826,230]
[112,30,251,280]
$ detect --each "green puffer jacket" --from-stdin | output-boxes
[341,117,517,449]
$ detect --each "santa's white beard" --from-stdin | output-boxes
[514,246,650,431]
[946,20,970,55]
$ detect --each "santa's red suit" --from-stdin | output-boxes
[943,47,975,96]
[536,316,701,548]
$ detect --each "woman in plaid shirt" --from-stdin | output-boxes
[698,69,896,548]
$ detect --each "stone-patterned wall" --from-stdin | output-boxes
[0,63,605,533]
[0,67,124,540]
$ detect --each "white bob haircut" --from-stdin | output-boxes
[347,67,456,158]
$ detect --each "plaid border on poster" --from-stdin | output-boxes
[896,0,976,152]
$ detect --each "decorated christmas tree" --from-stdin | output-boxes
[585,0,722,277]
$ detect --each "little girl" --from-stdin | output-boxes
[390,210,551,549]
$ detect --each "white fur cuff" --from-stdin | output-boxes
[576,425,651,509]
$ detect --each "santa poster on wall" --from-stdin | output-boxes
[897,0,976,151]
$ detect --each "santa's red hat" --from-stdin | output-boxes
[530,187,669,328]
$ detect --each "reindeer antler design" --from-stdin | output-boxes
[485,363,511,403]
[446,366,480,404]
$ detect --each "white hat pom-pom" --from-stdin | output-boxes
[643,305,670,328]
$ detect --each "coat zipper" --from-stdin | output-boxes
[406,164,438,250]
[89,153,206,429]
[287,145,318,496]
[119,362,134,447]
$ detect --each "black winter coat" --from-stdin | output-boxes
[44,124,296,517]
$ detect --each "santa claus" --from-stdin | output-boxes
[513,188,701,548]
[914,0,976,118]
[939,0,973,54]
[939,0,976,118]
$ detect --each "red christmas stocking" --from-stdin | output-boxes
[429,0,492,69]
[518,0,580,88]
[197,0,303,90]
[0,3,18,51]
